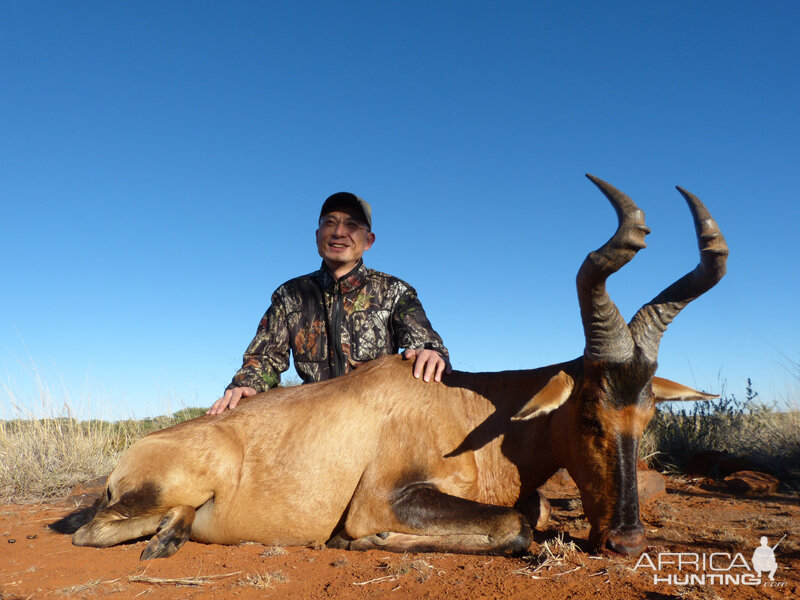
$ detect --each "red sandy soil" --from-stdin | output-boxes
[1,475,798,600]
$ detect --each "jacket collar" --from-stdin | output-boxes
[317,260,369,294]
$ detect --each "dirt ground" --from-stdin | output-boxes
[1,475,798,600]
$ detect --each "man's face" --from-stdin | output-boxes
[316,208,375,275]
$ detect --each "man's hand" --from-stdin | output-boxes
[207,386,258,415]
[402,348,452,383]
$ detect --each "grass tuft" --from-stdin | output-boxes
[236,570,288,590]
[260,545,288,557]
[514,533,587,578]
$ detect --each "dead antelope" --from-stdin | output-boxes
[58,175,727,559]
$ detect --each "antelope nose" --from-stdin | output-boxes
[605,524,646,556]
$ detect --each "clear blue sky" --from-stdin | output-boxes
[1,1,798,419]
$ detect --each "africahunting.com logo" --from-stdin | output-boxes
[634,535,787,587]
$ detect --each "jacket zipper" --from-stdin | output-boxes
[331,286,346,377]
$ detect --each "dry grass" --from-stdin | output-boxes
[353,555,440,586]
[0,374,203,503]
[129,572,241,587]
[236,570,288,590]
[381,556,437,582]
[0,411,130,503]
[514,533,588,579]
[56,578,103,595]
[260,545,288,557]
[0,410,204,504]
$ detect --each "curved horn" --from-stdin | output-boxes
[577,175,651,362]
[629,187,729,363]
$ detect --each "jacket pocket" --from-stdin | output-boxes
[288,312,328,362]
[350,309,392,361]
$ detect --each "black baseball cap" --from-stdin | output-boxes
[319,192,372,230]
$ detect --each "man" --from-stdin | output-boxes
[207,192,450,414]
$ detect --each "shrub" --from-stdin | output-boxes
[641,379,800,486]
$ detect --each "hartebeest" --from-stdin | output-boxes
[60,175,727,559]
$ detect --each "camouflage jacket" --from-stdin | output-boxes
[227,260,449,391]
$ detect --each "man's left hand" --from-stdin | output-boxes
[402,348,452,383]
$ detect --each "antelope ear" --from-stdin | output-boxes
[512,371,574,421]
[652,376,718,403]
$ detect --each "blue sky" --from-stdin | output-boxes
[1,1,798,419]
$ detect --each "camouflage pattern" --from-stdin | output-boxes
[227,260,449,392]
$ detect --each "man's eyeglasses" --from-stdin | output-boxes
[318,216,369,233]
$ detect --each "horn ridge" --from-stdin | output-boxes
[577,175,650,362]
[629,186,728,363]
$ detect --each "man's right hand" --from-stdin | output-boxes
[207,386,258,415]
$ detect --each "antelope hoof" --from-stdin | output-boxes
[140,530,189,560]
[325,532,351,549]
[605,524,647,556]
[139,510,193,560]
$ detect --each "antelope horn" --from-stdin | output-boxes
[577,175,651,362]
[629,186,729,362]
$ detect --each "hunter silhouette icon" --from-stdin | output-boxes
[752,535,785,581]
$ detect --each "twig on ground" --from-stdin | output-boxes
[128,571,241,587]
[353,575,399,586]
